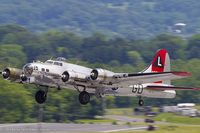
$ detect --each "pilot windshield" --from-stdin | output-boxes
[45,60,53,64]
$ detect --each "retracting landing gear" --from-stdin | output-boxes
[79,91,90,105]
[138,97,144,106]
[35,87,48,104]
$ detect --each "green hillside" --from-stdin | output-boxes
[0,0,200,38]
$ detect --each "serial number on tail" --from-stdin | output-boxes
[132,84,144,94]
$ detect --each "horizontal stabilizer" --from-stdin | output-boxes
[127,71,191,77]
[115,71,191,85]
[146,85,200,91]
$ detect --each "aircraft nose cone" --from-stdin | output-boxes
[23,63,33,75]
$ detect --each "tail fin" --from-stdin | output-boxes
[142,49,171,84]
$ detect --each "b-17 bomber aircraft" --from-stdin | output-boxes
[0,49,199,106]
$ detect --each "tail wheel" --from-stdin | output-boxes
[138,99,144,106]
[79,91,90,105]
[35,90,47,104]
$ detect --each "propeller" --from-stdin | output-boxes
[61,71,70,82]
[20,73,28,81]
[1,68,10,79]
[90,69,98,80]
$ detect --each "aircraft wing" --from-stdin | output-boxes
[114,71,191,85]
[146,85,200,91]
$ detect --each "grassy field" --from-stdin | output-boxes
[106,108,200,124]
[77,108,200,133]
[154,113,200,125]
[105,108,134,116]
[110,124,200,133]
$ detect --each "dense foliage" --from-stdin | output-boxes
[0,24,200,123]
[0,0,200,38]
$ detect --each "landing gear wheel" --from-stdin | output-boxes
[79,91,90,105]
[35,90,47,104]
[138,99,144,106]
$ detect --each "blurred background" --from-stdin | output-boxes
[0,0,200,132]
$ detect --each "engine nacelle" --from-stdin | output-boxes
[90,68,114,82]
[2,67,23,81]
[62,71,71,82]
[62,71,86,82]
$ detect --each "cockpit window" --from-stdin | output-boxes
[56,57,67,61]
[54,62,62,66]
[34,66,38,70]
[45,60,53,64]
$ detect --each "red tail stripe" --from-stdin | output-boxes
[151,49,167,73]
[152,49,167,83]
